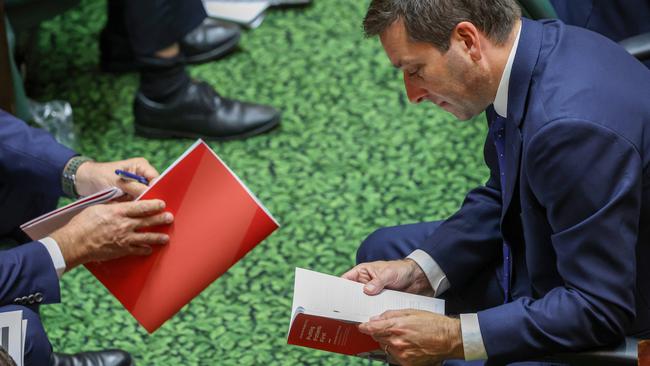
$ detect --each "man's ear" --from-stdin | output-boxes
[452,21,482,61]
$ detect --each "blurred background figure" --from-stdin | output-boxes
[550,0,650,67]
[100,0,281,141]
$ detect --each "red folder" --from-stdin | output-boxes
[85,140,279,333]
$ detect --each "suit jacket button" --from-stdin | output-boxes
[13,298,21,304]
[27,294,35,304]
[34,293,43,303]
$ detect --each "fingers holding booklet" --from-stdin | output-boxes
[287,268,445,363]
[341,259,435,297]
[50,199,173,269]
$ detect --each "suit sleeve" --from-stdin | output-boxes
[0,242,61,306]
[0,109,77,197]
[418,122,504,292]
[478,120,640,363]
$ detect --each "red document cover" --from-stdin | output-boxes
[287,311,379,356]
[86,140,279,333]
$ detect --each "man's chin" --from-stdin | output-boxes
[434,102,478,121]
[447,109,474,121]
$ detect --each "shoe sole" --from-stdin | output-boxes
[101,33,242,73]
[134,115,281,141]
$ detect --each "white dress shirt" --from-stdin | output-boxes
[40,237,66,279]
[406,23,522,361]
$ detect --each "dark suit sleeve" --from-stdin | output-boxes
[478,120,640,362]
[0,242,61,306]
[0,109,77,197]
[418,122,504,292]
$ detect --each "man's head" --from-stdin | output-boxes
[364,0,521,120]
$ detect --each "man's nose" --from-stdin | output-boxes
[403,73,427,104]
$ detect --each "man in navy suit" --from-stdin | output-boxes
[0,109,173,365]
[343,0,650,365]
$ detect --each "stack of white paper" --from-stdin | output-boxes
[0,310,26,366]
[203,1,270,28]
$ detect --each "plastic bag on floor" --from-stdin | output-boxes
[29,99,77,150]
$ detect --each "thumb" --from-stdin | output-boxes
[118,180,148,198]
[364,277,386,295]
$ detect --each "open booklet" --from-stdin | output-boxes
[287,268,444,362]
[20,187,124,240]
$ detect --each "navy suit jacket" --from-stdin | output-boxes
[420,19,650,363]
[0,109,76,308]
[551,0,650,42]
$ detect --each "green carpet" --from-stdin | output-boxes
[28,0,489,364]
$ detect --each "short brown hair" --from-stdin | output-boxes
[363,0,521,51]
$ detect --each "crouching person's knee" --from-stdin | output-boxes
[356,227,400,264]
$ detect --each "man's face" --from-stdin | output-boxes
[379,19,492,121]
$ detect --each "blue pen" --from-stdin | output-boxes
[115,169,149,185]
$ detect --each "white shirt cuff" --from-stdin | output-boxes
[407,249,450,296]
[460,313,488,360]
[39,237,66,279]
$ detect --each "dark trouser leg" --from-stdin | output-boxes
[121,0,205,57]
[0,305,52,365]
[356,221,443,263]
[106,0,204,103]
[356,221,503,313]
[0,183,58,243]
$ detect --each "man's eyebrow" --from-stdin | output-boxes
[393,59,416,69]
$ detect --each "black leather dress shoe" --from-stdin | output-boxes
[134,80,280,140]
[181,18,241,64]
[100,19,241,73]
[51,350,133,366]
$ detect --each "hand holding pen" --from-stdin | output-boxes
[74,158,159,198]
[115,169,150,186]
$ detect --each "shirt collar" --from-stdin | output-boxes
[494,24,522,119]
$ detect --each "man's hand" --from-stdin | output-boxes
[50,199,173,270]
[359,310,464,366]
[342,259,434,296]
[74,158,159,198]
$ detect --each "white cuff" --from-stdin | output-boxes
[39,237,66,279]
[460,313,488,360]
[407,249,450,296]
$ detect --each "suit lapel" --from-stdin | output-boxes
[501,18,544,219]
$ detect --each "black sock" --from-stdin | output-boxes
[138,55,191,103]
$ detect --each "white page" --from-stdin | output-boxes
[203,1,270,28]
[19,320,26,366]
[0,310,23,366]
[20,187,124,240]
[291,268,444,325]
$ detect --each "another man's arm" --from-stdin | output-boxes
[0,108,171,307]
[0,200,173,307]
[0,109,76,197]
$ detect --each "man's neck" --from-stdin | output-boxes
[490,19,522,116]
